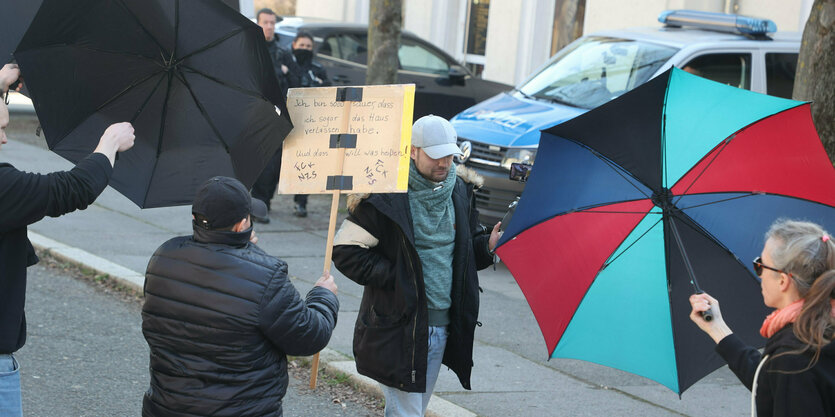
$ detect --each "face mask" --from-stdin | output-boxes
[293,49,313,66]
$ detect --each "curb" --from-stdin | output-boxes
[29,231,145,291]
[27,231,479,417]
[323,360,477,417]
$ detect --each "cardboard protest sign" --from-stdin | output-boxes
[278,84,415,195]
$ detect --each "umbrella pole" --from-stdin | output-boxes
[668,218,714,321]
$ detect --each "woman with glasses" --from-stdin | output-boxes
[689,219,835,417]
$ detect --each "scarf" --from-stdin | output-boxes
[408,161,456,324]
[760,298,835,338]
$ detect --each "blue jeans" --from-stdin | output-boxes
[381,326,448,417]
[0,354,22,417]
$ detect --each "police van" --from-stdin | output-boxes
[451,10,801,224]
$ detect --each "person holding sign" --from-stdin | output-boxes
[141,176,339,417]
[332,115,500,417]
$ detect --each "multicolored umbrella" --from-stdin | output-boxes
[495,67,835,394]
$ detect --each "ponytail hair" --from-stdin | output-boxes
[792,270,835,367]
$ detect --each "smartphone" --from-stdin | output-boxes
[509,162,532,182]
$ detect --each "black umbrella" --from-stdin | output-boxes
[0,0,42,64]
[14,0,292,208]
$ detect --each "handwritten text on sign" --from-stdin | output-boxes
[279,85,415,194]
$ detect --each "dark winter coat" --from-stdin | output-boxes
[141,224,339,417]
[283,51,330,88]
[0,154,112,354]
[332,166,493,392]
[717,324,835,416]
[265,37,291,97]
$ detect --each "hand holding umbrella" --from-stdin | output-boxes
[0,63,20,92]
[93,122,136,166]
[488,221,502,252]
[689,292,732,343]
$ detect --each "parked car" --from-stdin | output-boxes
[274,20,511,119]
[450,10,801,224]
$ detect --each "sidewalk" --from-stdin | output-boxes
[5,114,752,416]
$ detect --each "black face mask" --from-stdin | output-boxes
[293,49,313,67]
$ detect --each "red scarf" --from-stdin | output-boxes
[760,298,835,338]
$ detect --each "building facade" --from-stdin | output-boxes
[240,0,814,86]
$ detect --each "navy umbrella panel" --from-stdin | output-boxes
[496,68,835,394]
[14,0,291,208]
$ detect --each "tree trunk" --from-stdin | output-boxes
[551,0,585,55]
[793,0,835,164]
[366,0,402,85]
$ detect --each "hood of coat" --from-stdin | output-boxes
[346,164,483,212]
[192,221,252,247]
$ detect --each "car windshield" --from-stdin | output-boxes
[518,36,678,109]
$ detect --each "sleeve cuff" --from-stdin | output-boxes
[715,333,745,358]
[83,152,114,176]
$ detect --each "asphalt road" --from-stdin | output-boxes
[14,260,379,417]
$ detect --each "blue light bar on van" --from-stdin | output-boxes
[659,10,776,36]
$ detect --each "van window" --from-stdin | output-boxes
[321,34,368,64]
[681,53,751,90]
[518,36,677,109]
[398,39,449,75]
[765,53,797,99]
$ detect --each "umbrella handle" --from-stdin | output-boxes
[694,291,714,322]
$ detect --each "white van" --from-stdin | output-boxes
[451,10,801,223]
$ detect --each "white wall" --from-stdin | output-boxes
[736,0,809,31]
[295,0,369,23]
[481,0,556,85]
[403,0,464,62]
[584,0,810,34]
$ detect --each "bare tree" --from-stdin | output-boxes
[366,0,402,85]
[793,0,835,163]
[551,0,585,55]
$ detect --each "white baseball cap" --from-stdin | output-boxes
[411,115,462,159]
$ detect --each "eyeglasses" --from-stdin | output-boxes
[752,256,786,277]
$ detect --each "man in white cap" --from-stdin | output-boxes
[332,115,501,416]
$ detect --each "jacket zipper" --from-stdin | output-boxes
[401,233,419,384]
[460,185,473,324]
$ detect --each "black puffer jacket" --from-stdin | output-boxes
[142,224,339,417]
[717,324,835,416]
[332,166,493,392]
